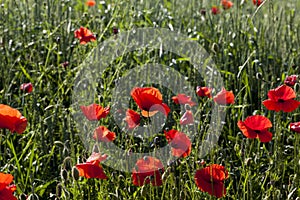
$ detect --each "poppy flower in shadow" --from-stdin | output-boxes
[262,85,300,112]
[172,94,196,106]
[195,164,228,198]
[93,126,116,142]
[130,87,170,117]
[20,83,33,93]
[253,0,263,6]
[0,172,17,200]
[290,122,300,133]
[125,109,141,129]
[164,129,191,158]
[237,115,273,142]
[221,0,233,10]
[80,103,110,121]
[86,0,96,7]
[180,110,194,125]
[132,156,164,186]
[284,75,298,87]
[74,27,96,45]
[211,6,220,15]
[76,152,107,179]
[0,104,27,134]
[213,88,235,105]
[196,86,212,98]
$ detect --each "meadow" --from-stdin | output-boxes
[0,0,300,199]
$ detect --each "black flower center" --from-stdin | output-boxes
[278,99,285,103]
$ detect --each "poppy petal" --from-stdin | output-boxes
[237,121,257,139]
[180,110,194,125]
[257,130,272,143]
[290,122,300,133]
[76,163,107,179]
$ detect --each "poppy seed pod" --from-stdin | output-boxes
[56,183,63,198]
[27,194,39,200]
[61,169,68,181]
[63,157,73,171]
[72,166,80,181]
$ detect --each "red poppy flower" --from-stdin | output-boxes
[172,94,196,106]
[0,173,17,200]
[284,75,298,87]
[221,0,233,10]
[74,27,96,45]
[194,164,228,198]
[76,152,107,179]
[0,104,27,134]
[213,88,235,105]
[80,103,110,121]
[20,83,33,93]
[130,87,170,117]
[211,6,220,15]
[237,115,272,142]
[132,156,164,186]
[164,129,191,158]
[86,0,96,7]
[93,126,116,142]
[196,86,212,98]
[290,122,300,133]
[252,0,263,6]
[262,85,300,112]
[125,109,141,129]
[180,110,194,125]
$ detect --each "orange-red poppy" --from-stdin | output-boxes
[74,27,96,45]
[213,88,235,105]
[130,87,170,117]
[86,0,96,7]
[196,86,212,98]
[93,126,116,142]
[195,164,228,198]
[76,152,107,179]
[221,0,233,10]
[262,85,300,112]
[284,75,297,87]
[237,115,272,142]
[252,0,263,6]
[0,172,17,200]
[132,156,164,186]
[211,6,220,15]
[172,94,196,106]
[180,110,194,125]
[0,104,27,134]
[290,122,300,133]
[125,109,141,129]
[164,129,191,158]
[20,82,33,93]
[80,103,110,121]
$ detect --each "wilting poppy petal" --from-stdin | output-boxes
[131,87,170,117]
[211,6,220,15]
[86,0,96,7]
[125,109,141,129]
[196,86,212,98]
[284,75,297,87]
[20,83,33,93]
[194,164,228,198]
[180,110,194,125]
[172,94,196,106]
[213,88,235,105]
[165,130,191,158]
[132,156,164,186]
[0,173,17,200]
[93,126,116,142]
[80,103,110,121]
[221,0,233,10]
[237,115,273,142]
[0,104,27,134]
[74,27,96,44]
[263,85,300,112]
[290,122,300,133]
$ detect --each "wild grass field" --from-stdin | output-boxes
[1,0,300,199]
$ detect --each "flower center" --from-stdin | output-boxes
[278,99,285,103]
[254,130,261,134]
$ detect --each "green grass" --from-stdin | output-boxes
[1,0,300,199]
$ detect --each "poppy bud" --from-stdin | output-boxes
[61,169,68,181]
[63,157,72,171]
[256,72,263,80]
[20,82,33,93]
[27,194,39,200]
[72,166,80,181]
[56,183,63,198]
[19,194,28,200]
[113,26,119,35]
[211,43,219,54]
